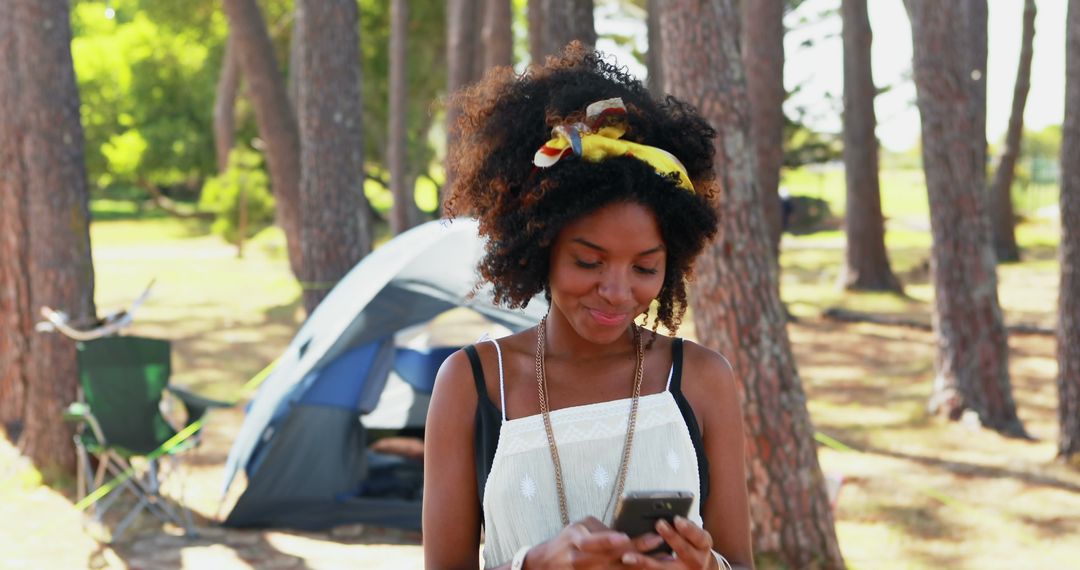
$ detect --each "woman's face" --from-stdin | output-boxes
[548,201,667,345]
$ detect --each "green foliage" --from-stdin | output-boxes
[199,149,276,244]
[72,1,226,196]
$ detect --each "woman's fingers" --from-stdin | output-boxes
[673,515,713,551]
[655,517,710,567]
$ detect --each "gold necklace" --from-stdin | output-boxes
[535,315,644,527]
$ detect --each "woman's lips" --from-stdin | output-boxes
[587,308,630,327]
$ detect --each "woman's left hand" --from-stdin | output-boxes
[619,516,716,570]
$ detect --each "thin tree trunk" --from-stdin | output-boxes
[482,0,513,71]
[221,0,303,280]
[660,1,845,567]
[989,0,1036,263]
[528,0,544,65]
[445,0,482,201]
[389,0,417,234]
[1058,0,1080,461]
[0,3,29,436]
[905,0,1028,438]
[742,0,785,256]
[532,0,595,62]
[214,33,241,173]
[294,0,371,313]
[840,0,902,293]
[646,0,664,96]
[10,0,98,475]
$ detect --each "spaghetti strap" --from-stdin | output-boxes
[486,338,507,422]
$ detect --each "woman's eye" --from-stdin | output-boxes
[634,266,659,275]
[574,259,601,269]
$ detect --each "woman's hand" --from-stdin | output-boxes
[522,516,662,569]
[618,516,718,570]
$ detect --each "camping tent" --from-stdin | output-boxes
[221,219,546,531]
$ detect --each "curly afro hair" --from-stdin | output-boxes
[445,44,719,334]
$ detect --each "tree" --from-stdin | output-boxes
[645,0,663,96]
[221,0,303,280]
[214,33,241,173]
[989,0,1037,263]
[482,0,513,70]
[742,0,785,255]
[1058,0,1080,462]
[0,1,29,435]
[445,0,487,199]
[530,0,595,62]
[0,0,98,475]
[660,1,845,567]
[905,0,1027,437]
[389,0,422,234]
[294,0,372,313]
[839,0,901,293]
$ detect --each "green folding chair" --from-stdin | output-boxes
[63,336,229,541]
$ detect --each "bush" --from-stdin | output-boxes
[198,148,276,245]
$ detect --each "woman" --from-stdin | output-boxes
[423,45,753,570]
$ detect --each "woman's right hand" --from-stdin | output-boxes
[521,516,665,569]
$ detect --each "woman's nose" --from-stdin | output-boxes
[597,268,632,305]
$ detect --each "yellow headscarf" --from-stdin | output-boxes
[532,98,695,192]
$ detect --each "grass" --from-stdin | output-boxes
[4,183,1076,568]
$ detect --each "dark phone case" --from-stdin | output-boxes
[612,491,694,555]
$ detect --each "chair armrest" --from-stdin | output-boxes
[63,402,107,445]
[165,385,232,425]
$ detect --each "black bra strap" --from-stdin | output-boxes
[464,345,502,515]
[669,339,711,503]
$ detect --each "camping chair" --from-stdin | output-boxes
[63,336,229,541]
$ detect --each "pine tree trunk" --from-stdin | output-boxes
[660,2,845,567]
[989,0,1036,264]
[294,0,371,313]
[445,0,483,200]
[530,0,595,62]
[221,0,303,280]
[1057,0,1080,461]
[10,0,98,475]
[840,0,902,293]
[645,0,664,96]
[0,4,29,436]
[741,0,785,256]
[389,0,416,235]
[214,33,241,173]
[905,0,1028,438]
[482,0,513,71]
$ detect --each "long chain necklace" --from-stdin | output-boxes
[534,314,644,527]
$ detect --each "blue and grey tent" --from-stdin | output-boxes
[220,219,546,531]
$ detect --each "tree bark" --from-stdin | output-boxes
[482,0,513,71]
[294,0,371,313]
[7,0,98,475]
[1058,0,1080,461]
[214,33,241,173]
[660,2,845,567]
[989,0,1036,264]
[840,0,902,293]
[905,0,1028,438]
[0,2,29,436]
[531,0,595,62]
[741,0,785,256]
[389,0,419,234]
[221,0,303,280]
[445,0,483,200]
[646,0,664,96]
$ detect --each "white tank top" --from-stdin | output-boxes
[479,339,703,569]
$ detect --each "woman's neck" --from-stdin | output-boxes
[542,307,636,361]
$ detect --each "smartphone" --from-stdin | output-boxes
[612,490,695,555]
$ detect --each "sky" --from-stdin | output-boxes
[595,0,1067,152]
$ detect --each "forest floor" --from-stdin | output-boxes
[1,211,1078,569]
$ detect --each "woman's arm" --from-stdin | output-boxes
[423,350,484,569]
[684,342,754,569]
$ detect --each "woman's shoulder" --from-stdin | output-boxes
[675,339,738,409]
